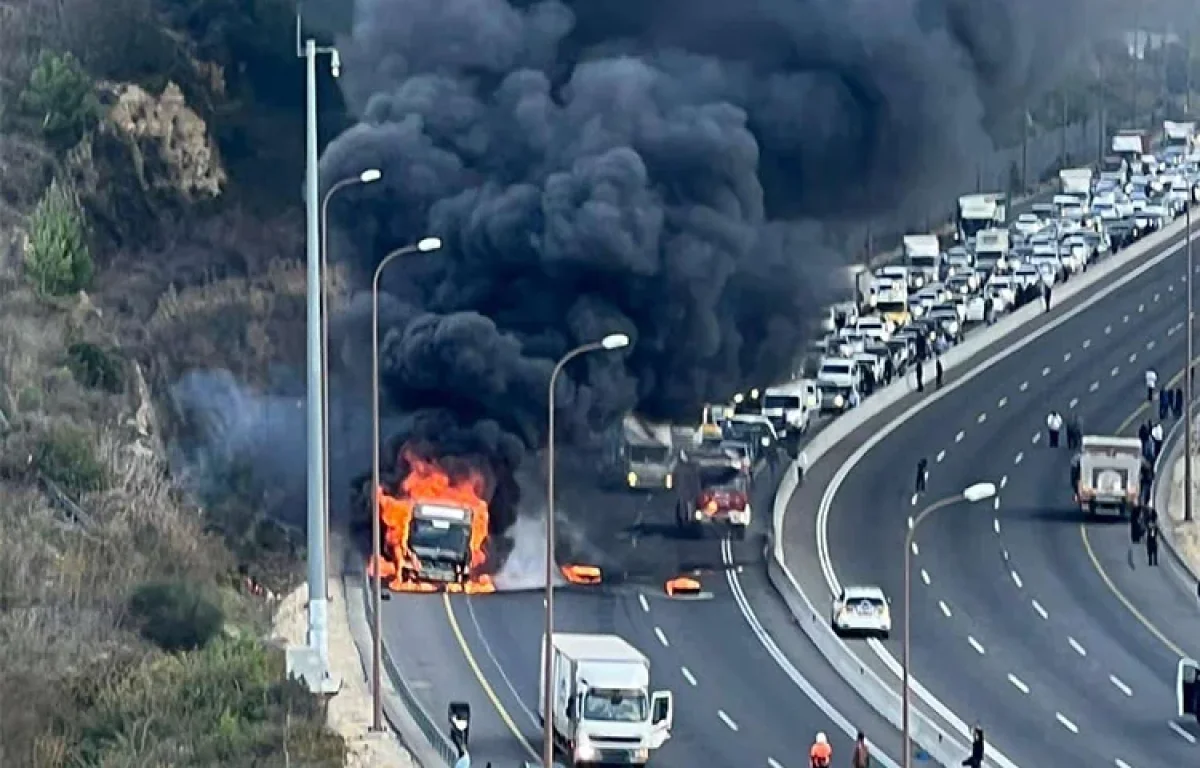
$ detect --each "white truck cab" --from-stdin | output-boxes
[762,382,817,437]
[540,633,674,767]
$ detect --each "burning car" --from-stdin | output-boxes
[369,452,496,593]
[674,465,751,540]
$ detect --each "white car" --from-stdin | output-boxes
[831,585,892,639]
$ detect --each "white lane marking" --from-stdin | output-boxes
[907,516,914,529]
[998,397,1007,408]
[967,636,986,655]
[1000,475,1008,489]
[1109,675,1132,697]
[1111,366,1120,377]
[718,710,739,731]
[1001,548,1010,561]
[1019,380,1029,391]
[1082,339,1091,348]
[936,450,946,462]
[1115,760,1133,768]
[768,759,785,768]
[911,494,918,506]
[1068,637,1087,656]
[1014,452,1024,464]
[1129,353,1137,363]
[654,627,670,647]
[1007,673,1030,694]
[993,518,1001,533]
[977,412,987,424]
[1123,314,1130,322]
[1056,712,1079,733]
[638,593,650,612]
[911,542,919,556]
[681,666,698,686]
[920,569,931,585]
[1168,720,1196,744]
[1032,432,1040,444]
[1011,570,1023,588]
[955,430,964,443]
[1063,352,1072,362]
[992,497,1000,510]
[722,539,904,768]
[1042,366,1051,377]
[1139,302,1146,311]
[1090,381,1100,392]
[1105,325,1112,334]
[1148,340,1156,350]
[1154,293,1160,302]
[1069,397,1079,409]
[938,600,952,618]
[1031,600,1048,619]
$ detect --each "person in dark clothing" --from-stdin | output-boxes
[935,357,944,388]
[962,726,985,767]
[884,357,895,385]
[983,296,994,326]
[1070,456,1081,493]
[851,732,870,768]
[1146,521,1160,566]
[915,362,924,392]
[1138,422,1150,445]
[915,458,928,493]
[1041,282,1052,312]
[1065,415,1081,450]
[1175,387,1185,419]
[1130,507,1144,544]
[1160,388,1171,420]
[863,367,876,397]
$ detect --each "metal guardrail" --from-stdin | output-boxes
[357,568,461,767]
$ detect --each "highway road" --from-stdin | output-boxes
[381,459,913,767]
[808,224,1200,766]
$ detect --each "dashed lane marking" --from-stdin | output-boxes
[938,600,952,618]
[1109,675,1132,697]
[977,412,987,423]
[1111,367,1120,377]
[681,667,698,686]
[1007,673,1030,694]
[1056,713,1079,734]
[1068,637,1087,656]
[998,397,1007,408]
[1015,452,1024,464]
[1031,432,1040,444]
[768,759,785,768]
[911,542,919,556]
[1010,570,1023,589]
[1148,340,1156,350]
[920,569,931,585]
[1090,381,1100,392]
[910,494,918,506]
[1069,397,1079,409]
[1123,314,1130,322]
[638,593,649,612]
[1115,759,1133,768]
[1031,600,1048,619]
[1129,353,1137,363]
[1042,366,1051,376]
[999,475,1008,489]
[1168,721,1196,744]
[1020,381,1029,391]
[992,497,1000,510]
[1083,339,1091,348]
[1063,352,1072,362]
[1105,325,1112,334]
[936,450,945,462]
[955,430,964,443]
[968,636,986,655]
[718,710,739,732]
[654,627,670,647]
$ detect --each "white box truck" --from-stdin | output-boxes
[539,633,674,766]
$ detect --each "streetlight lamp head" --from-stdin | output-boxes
[360,169,382,183]
[962,482,997,503]
[601,333,630,350]
[417,237,442,253]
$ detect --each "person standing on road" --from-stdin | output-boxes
[915,457,928,493]
[797,450,808,488]
[851,732,870,768]
[915,361,924,392]
[935,357,944,389]
[809,732,832,768]
[1041,281,1052,313]
[883,356,895,386]
[1174,387,1185,419]
[1146,520,1160,566]
[1151,422,1165,459]
[1046,410,1063,447]
[961,725,985,767]
[1066,414,1081,450]
[1145,368,1159,402]
[1160,387,1171,420]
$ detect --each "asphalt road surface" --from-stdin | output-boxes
[817,225,1200,766]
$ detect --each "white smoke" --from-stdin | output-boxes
[494,514,564,590]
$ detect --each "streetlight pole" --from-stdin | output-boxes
[294,15,343,693]
[1187,199,1195,522]
[320,169,382,591]
[542,333,631,768]
[902,482,997,768]
[370,237,443,731]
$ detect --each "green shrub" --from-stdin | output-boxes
[18,50,100,148]
[66,341,125,393]
[25,178,93,296]
[127,581,224,652]
[35,424,108,495]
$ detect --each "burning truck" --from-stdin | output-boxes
[368,451,496,593]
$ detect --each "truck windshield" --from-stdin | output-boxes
[876,300,906,314]
[408,518,470,558]
[763,395,800,410]
[909,256,937,269]
[958,216,991,239]
[628,445,671,464]
[584,688,648,722]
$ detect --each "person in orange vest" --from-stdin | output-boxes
[809,731,832,767]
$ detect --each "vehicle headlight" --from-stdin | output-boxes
[665,474,673,490]
[760,436,771,447]
[635,747,650,761]
[833,394,845,408]
[576,736,597,761]
[694,510,703,521]
[948,321,959,334]
[914,277,924,287]
[627,471,638,487]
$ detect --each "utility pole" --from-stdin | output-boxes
[1187,23,1193,115]
[1060,89,1069,167]
[1020,106,1029,194]
[286,13,341,695]
[1187,199,1194,522]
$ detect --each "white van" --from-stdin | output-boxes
[761,381,817,437]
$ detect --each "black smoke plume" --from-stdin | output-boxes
[321,0,1131,534]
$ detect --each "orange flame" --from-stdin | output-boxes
[367,451,496,593]
[561,564,603,585]
[665,576,701,596]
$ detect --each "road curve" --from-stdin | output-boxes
[820,228,1200,766]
